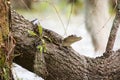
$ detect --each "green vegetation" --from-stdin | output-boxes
[28,22,47,54]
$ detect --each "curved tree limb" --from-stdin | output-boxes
[11,10,120,80]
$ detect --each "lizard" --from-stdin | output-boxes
[31,19,82,47]
[62,35,82,47]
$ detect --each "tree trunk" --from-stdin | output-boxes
[84,0,110,54]
[0,0,14,80]
[10,9,120,80]
[11,0,32,9]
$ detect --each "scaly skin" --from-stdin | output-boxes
[32,19,82,47]
[62,35,82,47]
[43,29,82,47]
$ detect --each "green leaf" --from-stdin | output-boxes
[3,67,9,80]
[41,39,47,52]
[41,39,45,44]
[38,23,43,37]
[28,30,37,36]
[43,36,52,42]
[0,56,5,67]
[43,46,47,52]
[37,45,43,54]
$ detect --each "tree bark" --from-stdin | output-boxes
[0,0,14,80]
[106,0,120,51]
[11,0,32,9]
[10,10,120,80]
[84,0,109,54]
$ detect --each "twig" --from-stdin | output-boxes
[106,0,120,51]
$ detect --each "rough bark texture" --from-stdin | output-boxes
[10,10,120,80]
[106,0,120,51]
[0,0,14,80]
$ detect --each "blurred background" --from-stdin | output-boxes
[11,0,119,80]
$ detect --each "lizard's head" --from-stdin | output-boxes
[62,35,82,47]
